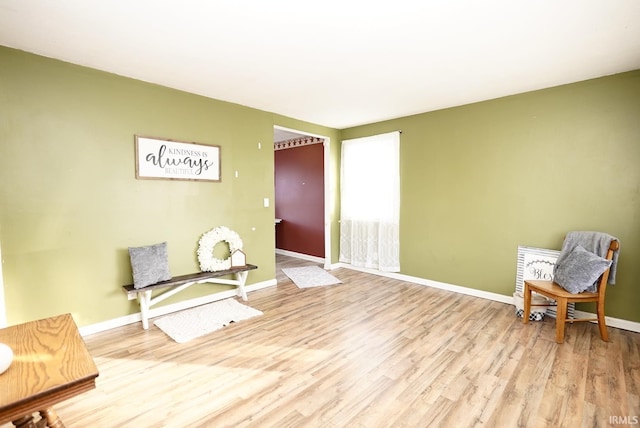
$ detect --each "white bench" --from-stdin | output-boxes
[122,264,258,329]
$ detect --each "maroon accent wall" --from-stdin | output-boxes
[274,143,324,257]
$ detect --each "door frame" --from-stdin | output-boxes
[274,125,332,269]
[0,243,5,327]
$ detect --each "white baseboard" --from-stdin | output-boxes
[572,309,640,333]
[332,262,640,334]
[79,279,276,337]
[276,248,325,264]
[331,262,511,304]
[81,262,640,337]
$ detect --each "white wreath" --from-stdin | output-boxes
[197,226,244,272]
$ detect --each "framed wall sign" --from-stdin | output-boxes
[515,245,574,319]
[134,135,221,182]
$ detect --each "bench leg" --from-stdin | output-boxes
[138,290,152,329]
[235,271,248,301]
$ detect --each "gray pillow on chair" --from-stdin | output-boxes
[128,242,171,289]
[553,245,611,294]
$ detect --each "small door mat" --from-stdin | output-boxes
[281,266,342,289]
[153,298,263,343]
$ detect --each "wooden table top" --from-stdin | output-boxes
[0,313,99,424]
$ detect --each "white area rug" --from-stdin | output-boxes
[153,299,263,343]
[282,266,342,289]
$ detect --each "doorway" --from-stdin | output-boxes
[0,244,5,327]
[273,126,331,269]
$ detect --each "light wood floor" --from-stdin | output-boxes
[9,254,640,427]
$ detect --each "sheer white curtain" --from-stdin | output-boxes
[339,131,400,272]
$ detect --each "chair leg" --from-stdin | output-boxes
[596,300,609,342]
[523,283,531,325]
[555,297,568,343]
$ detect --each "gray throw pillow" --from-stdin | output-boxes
[128,242,171,289]
[554,245,611,294]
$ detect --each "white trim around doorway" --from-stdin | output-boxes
[274,125,332,269]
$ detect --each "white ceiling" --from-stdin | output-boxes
[1,1,639,129]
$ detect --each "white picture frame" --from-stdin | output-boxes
[515,245,575,318]
[134,135,221,182]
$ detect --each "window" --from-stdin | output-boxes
[340,131,400,272]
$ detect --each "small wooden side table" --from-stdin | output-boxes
[0,313,99,427]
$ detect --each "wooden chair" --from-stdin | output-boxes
[523,239,619,343]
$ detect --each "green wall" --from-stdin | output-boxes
[0,46,340,326]
[1,45,639,327]
[342,70,640,323]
